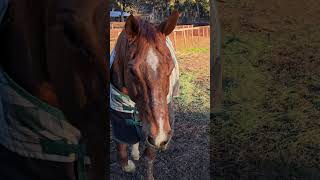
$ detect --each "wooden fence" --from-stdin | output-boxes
[110,25,210,49]
[168,26,210,49]
[110,22,125,29]
[110,22,194,30]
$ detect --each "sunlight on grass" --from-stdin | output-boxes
[174,46,210,114]
[181,47,209,54]
[177,72,195,107]
[176,70,210,113]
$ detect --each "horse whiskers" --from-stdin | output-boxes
[145,137,170,151]
[146,138,158,150]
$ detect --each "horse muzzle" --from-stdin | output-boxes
[146,134,173,151]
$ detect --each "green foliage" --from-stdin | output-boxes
[175,0,209,16]
[109,0,210,20]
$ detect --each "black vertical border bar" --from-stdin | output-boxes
[105,0,111,179]
[210,0,222,178]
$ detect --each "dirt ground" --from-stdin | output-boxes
[213,0,320,179]
[109,38,210,179]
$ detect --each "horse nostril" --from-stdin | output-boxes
[160,141,168,147]
[147,136,155,146]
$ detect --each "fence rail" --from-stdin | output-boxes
[110,25,210,49]
[111,22,194,30]
[110,22,125,29]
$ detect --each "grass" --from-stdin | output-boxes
[176,71,196,107]
[213,33,320,179]
[176,71,210,113]
[175,46,210,114]
[182,47,210,54]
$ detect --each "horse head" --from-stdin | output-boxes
[113,11,179,150]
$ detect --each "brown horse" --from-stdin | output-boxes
[0,0,108,180]
[110,12,179,179]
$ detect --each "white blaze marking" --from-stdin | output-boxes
[147,48,166,146]
[146,48,159,73]
[155,117,167,146]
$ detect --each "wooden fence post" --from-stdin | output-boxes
[205,27,208,37]
[191,29,194,42]
[202,27,205,37]
[183,30,187,47]
[186,29,189,47]
[174,31,177,49]
[206,27,208,37]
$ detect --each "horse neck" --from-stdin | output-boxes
[0,1,55,102]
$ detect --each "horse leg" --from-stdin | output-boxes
[131,142,140,160]
[117,143,136,173]
[144,147,156,180]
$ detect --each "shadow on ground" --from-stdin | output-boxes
[110,111,210,180]
[212,0,320,178]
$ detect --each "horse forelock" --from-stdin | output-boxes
[112,18,173,88]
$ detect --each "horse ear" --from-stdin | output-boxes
[158,10,180,36]
[125,15,139,40]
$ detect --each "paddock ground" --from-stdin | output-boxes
[212,0,320,179]
[109,36,210,179]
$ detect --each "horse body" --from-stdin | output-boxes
[0,1,108,180]
[110,12,179,179]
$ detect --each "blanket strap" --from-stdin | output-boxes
[41,139,87,180]
[125,108,142,126]
[114,88,142,127]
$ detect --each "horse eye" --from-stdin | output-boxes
[129,69,135,76]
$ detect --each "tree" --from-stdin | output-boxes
[173,0,209,22]
[109,0,209,22]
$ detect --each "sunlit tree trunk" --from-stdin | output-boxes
[161,7,164,21]
[196,1,200,21]
[165,0,171,16]
[120,0,126,22]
